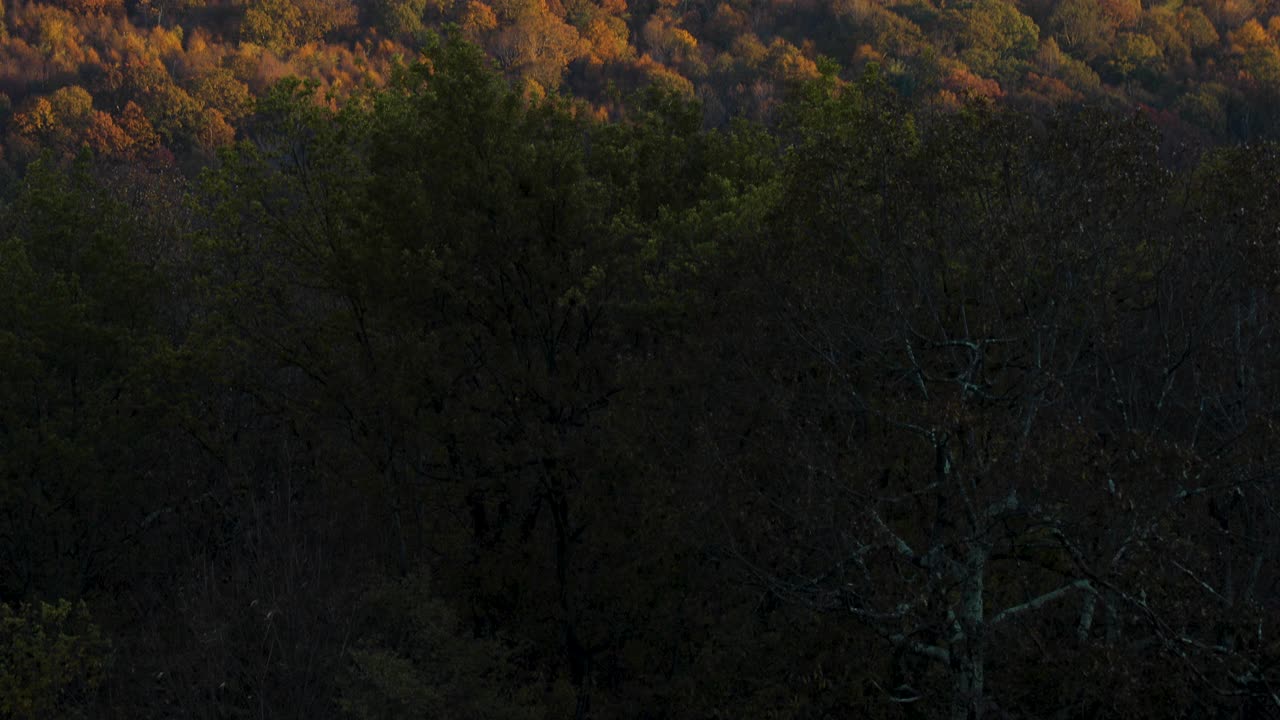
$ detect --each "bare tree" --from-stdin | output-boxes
[705,106,1280,719]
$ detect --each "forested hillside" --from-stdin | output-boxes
[3,0,1280,158]
[3,1,1280,719]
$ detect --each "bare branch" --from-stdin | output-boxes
[1170,559,1230,606]
[1076,591,1096,642]
[989,579,1095,628]
[871,509,919,563]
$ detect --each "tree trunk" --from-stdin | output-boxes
[951,545,987,720]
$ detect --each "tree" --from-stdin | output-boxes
[11,86,95,157]
[947,0,1039,79]
[198,39,642,717]
[191,68,255,124]
[53,0,125,15]
[0,156,175,604]
[1177,6,1219,53]
[132,0,205,26]
[687,80,1280,718]
[1049,0,1111,61]
[239,0,358,52]
[1107,32,1164,85]
[0,600,109,719]
[481,0,587,89]
[369,0,430,37]
[337,573,551,719]
[1230,19,1280,86]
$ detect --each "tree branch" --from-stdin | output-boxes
[989,579,1094,627]
[889,633,950,664]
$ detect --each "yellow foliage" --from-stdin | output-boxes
[634,54,694,94]
[766,38,818,83]
[672,26,697,51]
[642,16,698,64]
[731,33,767,67]
[146,24,185,61]
[13,97,56,137]
[522,76,546,101]
[1231,18,1271,52]
[195,108,236,152]
[585,15,630,63]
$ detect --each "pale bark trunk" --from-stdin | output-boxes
[951,545,987,720]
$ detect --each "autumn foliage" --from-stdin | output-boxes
[6,3,1280,720]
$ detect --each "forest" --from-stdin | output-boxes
[2,0,1280,719]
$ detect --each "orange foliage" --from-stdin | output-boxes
[0,0,1270,163]
[1098,0,1140,29]
[118,100,161,155]
[84,109,134,156]
[462,0,498,34]
[852,43,883,66]
[941,65,1004,100]
[1021,71,1083,104]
